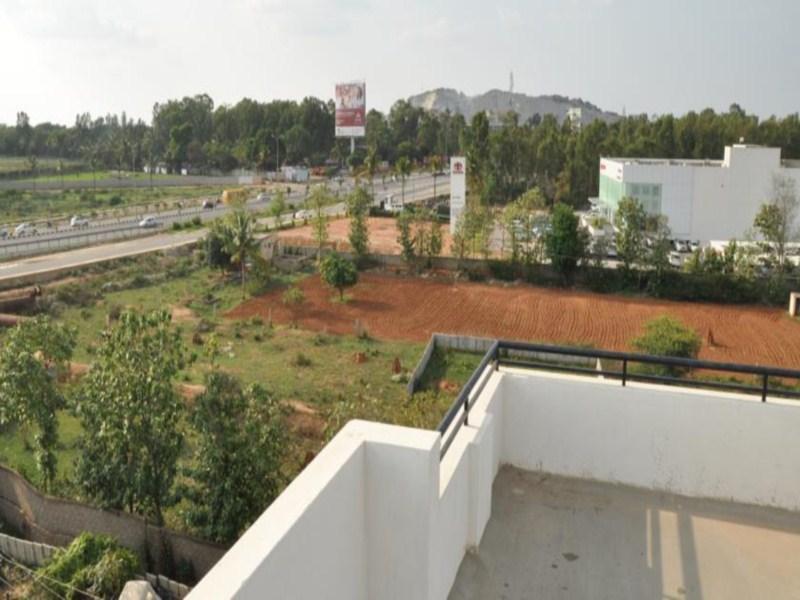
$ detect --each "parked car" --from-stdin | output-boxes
[669,251,684,268]
[202,199,215,210]
[70,215,90,228]
[13,223,37,237]
[138,216,158,228]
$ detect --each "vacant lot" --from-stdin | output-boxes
[278,216,454,255]
[228,273,800,368]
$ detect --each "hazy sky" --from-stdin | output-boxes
[0,0,798,126]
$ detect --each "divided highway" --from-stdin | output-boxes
[0,174,449,287]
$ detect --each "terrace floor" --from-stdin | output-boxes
[449,466,800,600]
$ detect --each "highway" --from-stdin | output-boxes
[0,173,448,261]
[0,174,449,287]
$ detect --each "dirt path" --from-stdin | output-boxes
[227,273,800,369]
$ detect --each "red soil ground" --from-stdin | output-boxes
[278,217,453,255]
[227,273,800,369]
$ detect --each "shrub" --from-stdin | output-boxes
[292,352,312,367]
[319,253,358,300]
[37,532,141,600]
[631,316,701,376]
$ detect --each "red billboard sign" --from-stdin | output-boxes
[335,81,366,138]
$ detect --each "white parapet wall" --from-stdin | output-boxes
[190,366,800,599]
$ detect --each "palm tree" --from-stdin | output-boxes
[223,209,260,297]
[395,156,411,207]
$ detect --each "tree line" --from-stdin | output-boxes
[2,96,800,205]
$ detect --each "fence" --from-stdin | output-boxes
[0,532,190,599]
[0,464,225,585]
[437,340,800,458]
[406,333,597,396]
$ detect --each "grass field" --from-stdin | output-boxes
[0,253,475,535]
[0,156,82,175]
[0,185,223,223]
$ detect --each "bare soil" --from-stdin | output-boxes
[227,273,800,369]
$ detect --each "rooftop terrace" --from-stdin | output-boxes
[188,342,800,600]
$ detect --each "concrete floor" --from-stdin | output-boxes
[449,466,800,600]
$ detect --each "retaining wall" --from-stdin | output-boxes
[0,465,225,582]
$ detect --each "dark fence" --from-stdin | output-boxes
[437,340,800,458]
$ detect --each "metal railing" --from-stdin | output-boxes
[436,340,800,458]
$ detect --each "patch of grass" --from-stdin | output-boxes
[418,347,484,393]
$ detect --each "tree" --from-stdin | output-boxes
[282,286,305,327]
[632,316,701,376]
[754,174,799,272]
[0,317,76,491]
[395,156,411,205]
[644,215,672,295]
[223,209,260,297]
[205,221,232,272]
[270,189,287,229]
[183,372,285,542]
[616,196,647,274]
[430,154,444,201]
[346,186,371,261]
[545,203,589,281]
[320,253,359,300]
[364,145,379,201]
[27,154,38,192]
[307,185,332,258]
[76,311,189,524]
[397,210,416,266]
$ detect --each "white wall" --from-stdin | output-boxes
[500,371,800,510]
[191,366,800,599]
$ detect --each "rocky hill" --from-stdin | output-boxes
[407,88,620,125]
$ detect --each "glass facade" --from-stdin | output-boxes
[599,174,661,220]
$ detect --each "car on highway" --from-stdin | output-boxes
[13,223,37,237]
[202,199,215,210]
[70,215,90,228]
[294,209,312,221]
[138,216,158,228]
[0,229,8,240]
[257,192,270,203]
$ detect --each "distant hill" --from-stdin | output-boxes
[407,88,620,126]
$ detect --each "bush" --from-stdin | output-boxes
[631,316,701,376]
[292,352,312,367]
[37,532,141,600]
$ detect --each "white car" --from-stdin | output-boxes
[294,209,312,221]
[13,223,37,237]
[70,215,90,228]
[257,192,269,203]
[138,216,158,228]
[669,251,684,268]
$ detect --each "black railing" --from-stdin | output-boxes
[436,340,800,459]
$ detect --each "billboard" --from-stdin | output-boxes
[335,81,366,138]
[450,157,466,234]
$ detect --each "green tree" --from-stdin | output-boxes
[395,156,412,205]
[644,215,672,295]
[270,189,288,228]
[282,286,305,327]
[223,209,260,297]
[364,145,379,201]
[205,221,232,272]
[430,154,444,201]
[545,203,588,282]
[308,185,332,258]
[754,174,799,272]
[616,196,647,274]
[76,311,189,524]
[632,316,701,376]
[346,186,371,262]
[183,372,285,542]
[320,253,359,300]
[397,210,416,265]
[0,317,76,491]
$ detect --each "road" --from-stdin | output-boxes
[0,174,449,286]
[0,173,448,261]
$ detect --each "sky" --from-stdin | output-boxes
[0,0,798,126]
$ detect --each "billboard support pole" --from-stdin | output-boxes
[350,137,355,156]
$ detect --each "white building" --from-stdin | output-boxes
[597,144,800,242]
[188,341,800,599]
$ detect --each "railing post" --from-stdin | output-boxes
[622,358,628,387]
[762,373,768,402]
[463,393,469,426]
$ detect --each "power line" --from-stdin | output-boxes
[0,552,103,600]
